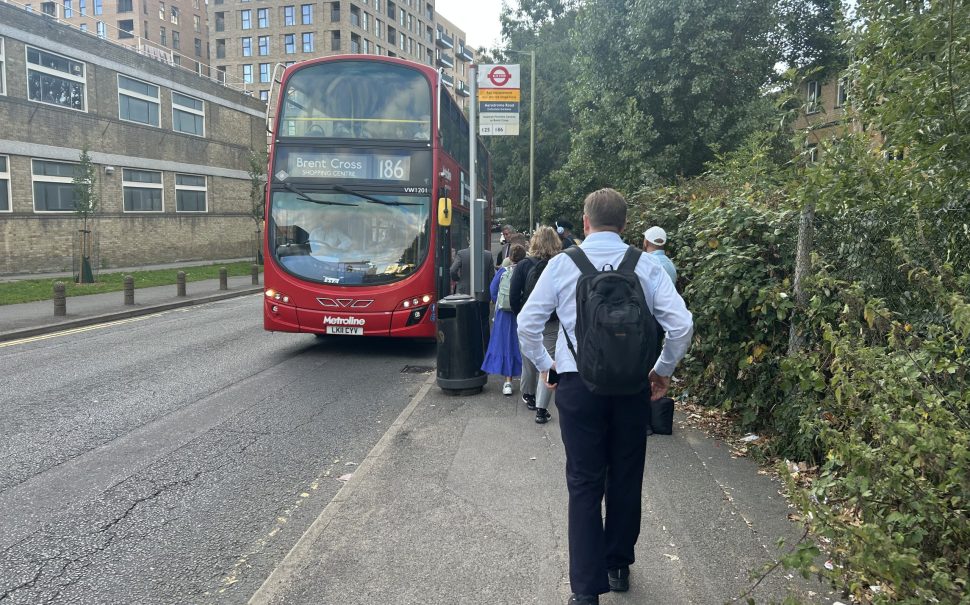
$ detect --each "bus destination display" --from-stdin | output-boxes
[286,152,412,181]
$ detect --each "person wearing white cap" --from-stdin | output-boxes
[642,226,677,285]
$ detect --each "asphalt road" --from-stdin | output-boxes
[0,294,436,604]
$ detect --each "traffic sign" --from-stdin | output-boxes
[477,64,520,137]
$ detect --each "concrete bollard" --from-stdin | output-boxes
[219,267,228,291]
[177,271,186,297]
[53,282,66,316]
[251,264,259,285]
[123,275,135,305]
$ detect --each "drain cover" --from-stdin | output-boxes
[401,365,434,374]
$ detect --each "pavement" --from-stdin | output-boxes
[0,259,263,342]
[0,260,837,605]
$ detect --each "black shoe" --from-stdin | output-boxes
[535,408,551,424]
[567,595,599,605]
[522,393,537,410]
[608,566,630,592]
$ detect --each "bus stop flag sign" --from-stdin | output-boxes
[477,64,520,136]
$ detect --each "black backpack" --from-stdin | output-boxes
[522,258,549,304]
[562,246,660,396]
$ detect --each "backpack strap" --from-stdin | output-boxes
[563,245,597,276]
[617,246,643,274]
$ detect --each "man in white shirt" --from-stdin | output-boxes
[642,225,677,285]
[517,188,693,605]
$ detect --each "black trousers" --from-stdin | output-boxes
[556,372,651,596]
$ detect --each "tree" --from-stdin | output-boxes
[248,148,268,263]
[73,147,99,284]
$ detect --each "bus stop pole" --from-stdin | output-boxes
[469,64,482,298]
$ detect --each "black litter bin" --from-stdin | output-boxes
[436,294,488,394]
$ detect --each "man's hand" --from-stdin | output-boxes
[540,362,557,390]
[648,370,670,398]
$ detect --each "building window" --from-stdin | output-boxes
[240,9,251,29]
[331,1,340,21]
[258,35,270,55]
[257,7,269,27]
[302,32,314,52]
[32,159,82,212]
[158,1,164,19]
[117,0,132,11]
[301,3,312,24]
[160,26,166,45]
[806,80,820,114]
[242,64,253,83]
[259,62,271,82]
[194,14,202,32]
[64,0,73,18]
[284,33,296,54]
[241,37,252,56]
[175,174,207,212]
[362,11,369,32]
[215,11,225,31]
[806,143,819,163]
[0,38,5,96]
[194,38,202,57]
[118,74,160,127]
[26,46,86,112]
[331,30,340,50]
[216,38,226,58]
[350,4,360,26]
[387,26,395,45]
[363,38,370,54]
[283,5,295,26]
[259,89,269,102]
[351,33,360,53]
[170,6,179,24]
[80,23,89,33]
[836,77,848,108]
[172,30,180,50]
[118,19,135,39]
[0,155,10,212]
[123,169,163,212]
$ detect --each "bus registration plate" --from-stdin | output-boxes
[326,326,364,335]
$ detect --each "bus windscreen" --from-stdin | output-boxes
[279,61,432,141]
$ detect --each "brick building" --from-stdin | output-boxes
[208,0,476,109]
[0,2,267,274]
[794,75,851,160]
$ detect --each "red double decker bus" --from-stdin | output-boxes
[262,55,491,339]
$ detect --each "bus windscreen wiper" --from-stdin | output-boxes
[282,182,358,206]
[333,184,421,206]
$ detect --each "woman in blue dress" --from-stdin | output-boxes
[482,244,527,395]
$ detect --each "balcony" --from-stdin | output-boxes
[441,73,454,88]
[456,43,473,62]
[455,80,470,97]
[435,29,454,49]
[436,52,454,69]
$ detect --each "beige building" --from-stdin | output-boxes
[208,0,476,109]
[26,0,213,76]
[794,76,850,160]
[0,2,266,274]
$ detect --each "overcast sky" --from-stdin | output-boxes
[435,0,507,49]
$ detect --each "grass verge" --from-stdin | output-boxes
[0,262,261,306]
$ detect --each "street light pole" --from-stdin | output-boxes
[507,49,536,230]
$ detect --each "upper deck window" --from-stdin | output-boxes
[279,61,431,141]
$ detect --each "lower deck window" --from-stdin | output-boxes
[123,168,163,211]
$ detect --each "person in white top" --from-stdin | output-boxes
[642,225,677,285]
[517,188,693,605]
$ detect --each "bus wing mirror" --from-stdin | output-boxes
[438,198,453,227]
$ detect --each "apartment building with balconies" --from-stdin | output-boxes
[207,0,475,110]
[26,0,212,74]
